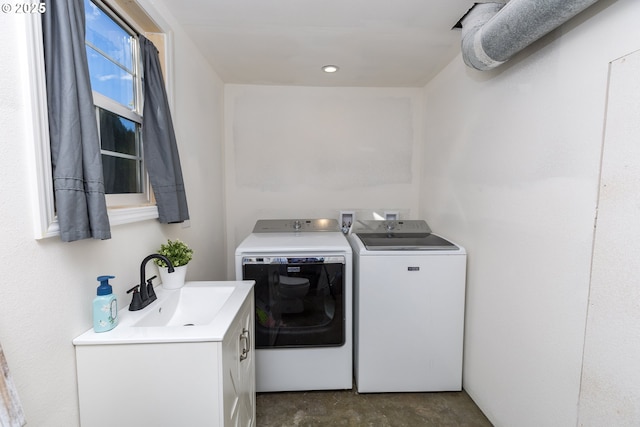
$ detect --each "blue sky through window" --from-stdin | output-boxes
[84,0,136,109]
[84,0,143,196]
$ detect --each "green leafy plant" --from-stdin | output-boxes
[153,239,194,268]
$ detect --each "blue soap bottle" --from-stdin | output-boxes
[93,275,118,333]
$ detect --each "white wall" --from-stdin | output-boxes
[5,0,638,424]
[223,85,422,274]
[420,0,640,425]
[0,3,225,425]
[578,48,640,426]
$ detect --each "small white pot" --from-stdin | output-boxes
[159,264,188,290]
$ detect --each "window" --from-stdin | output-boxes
[85,0,148,206]
[27,0,169,238]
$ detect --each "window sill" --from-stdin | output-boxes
[35,205,159,240]
[109,204,159,226]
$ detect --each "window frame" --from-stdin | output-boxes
[26,0,171,239]
[88,0,151,207]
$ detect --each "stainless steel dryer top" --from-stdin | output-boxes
[351,220,458,251]
[253,219,340,233]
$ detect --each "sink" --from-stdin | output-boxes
[135,285,235,327]
[73,280,256,426]
[73,280,255,345]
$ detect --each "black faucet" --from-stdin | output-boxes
[127,254,175,311]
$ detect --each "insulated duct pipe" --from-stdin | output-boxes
[460,0,601,71]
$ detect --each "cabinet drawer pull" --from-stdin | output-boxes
[239,328,250,361]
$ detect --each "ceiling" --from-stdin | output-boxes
[160,0,481,87]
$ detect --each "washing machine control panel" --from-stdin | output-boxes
[352,220,432,234]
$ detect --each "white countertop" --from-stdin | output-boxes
[73,280,254,345]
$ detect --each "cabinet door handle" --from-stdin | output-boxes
[239,328,250,362]
[244,328,251,355]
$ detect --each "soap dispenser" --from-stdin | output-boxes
[93,275,118,333]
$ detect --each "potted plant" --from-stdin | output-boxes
[154,239,194,289]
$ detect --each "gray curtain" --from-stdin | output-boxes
[42,0,111,242]
[140,36,190,223]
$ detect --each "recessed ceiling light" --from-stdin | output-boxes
[322,65,339,73]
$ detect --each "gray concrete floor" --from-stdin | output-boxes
[256,387,492,426]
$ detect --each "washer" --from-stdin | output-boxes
[348,220,466,393]
[235,219,352,392]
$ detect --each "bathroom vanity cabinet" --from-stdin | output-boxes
[221,291,255,426]
[74,282,255,427]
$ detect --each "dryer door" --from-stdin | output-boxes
[241,256,346,349]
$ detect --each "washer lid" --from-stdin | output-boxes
[353,220,458,250]
[356,232,458,250]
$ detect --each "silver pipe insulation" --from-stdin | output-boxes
[460,0,601,71]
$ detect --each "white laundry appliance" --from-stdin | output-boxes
[235,219,352,392]
[348,220,466,393]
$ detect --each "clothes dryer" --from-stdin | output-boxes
[348,220,466,393]
[235,219,352,392]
